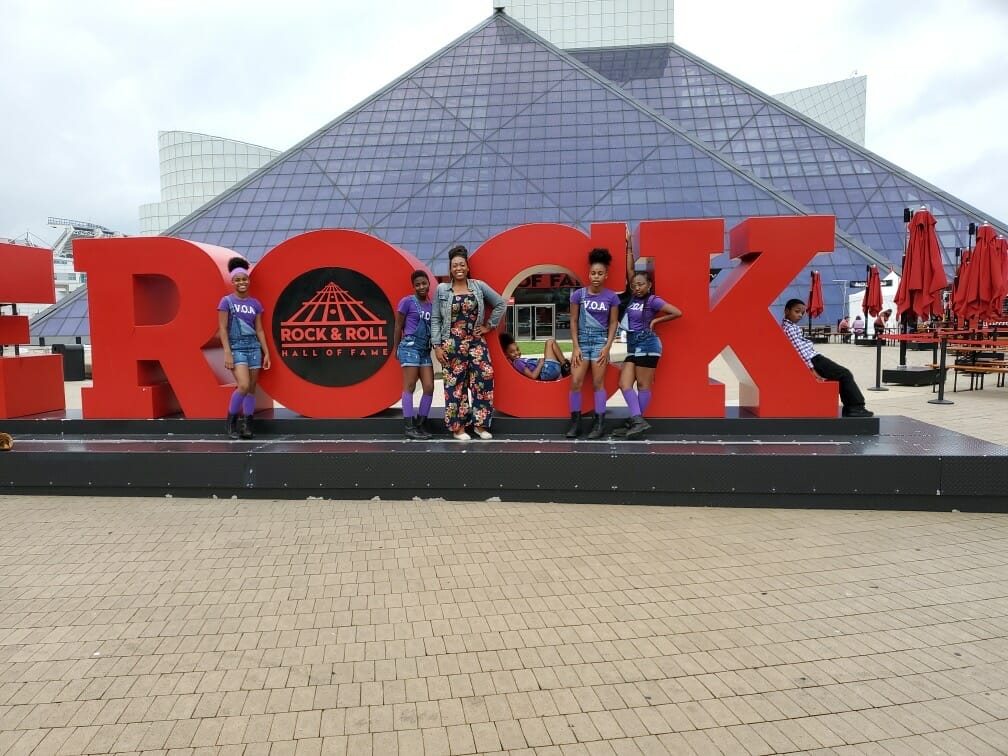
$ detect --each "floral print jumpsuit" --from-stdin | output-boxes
[443,293,494,432]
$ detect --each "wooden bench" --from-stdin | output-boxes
[804,326,832,343]
[929,362,1008,391]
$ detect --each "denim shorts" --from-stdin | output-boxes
[578,329,609,361]
[231,342,263,369]
[527,358,561,381]
[397,336,433,368]
[627,329,662,357]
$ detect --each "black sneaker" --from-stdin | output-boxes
[586,413,607,439]
[842,406,874,418]
[411,416,432,439]
[625,416,651,439]
[560,360,572,377]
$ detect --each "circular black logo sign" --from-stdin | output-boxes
[273,267,393,387]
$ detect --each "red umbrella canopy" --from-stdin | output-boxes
[997,236,1008,317]
[954,224,1005,323]
[861,265,883,317]
[894,208,949,321]
[949,246,970,319]
[807,270,824,319]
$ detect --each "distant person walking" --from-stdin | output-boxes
[874,309,892,339]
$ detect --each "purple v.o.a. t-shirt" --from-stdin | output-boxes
[218,295,263,328]
[625,294,667,332]
[396,295,432,336]
[570,287,621,330]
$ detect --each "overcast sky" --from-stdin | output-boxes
[2,0,1006,246]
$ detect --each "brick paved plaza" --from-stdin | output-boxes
[1,341,1007,754]
[1,496,1007,755]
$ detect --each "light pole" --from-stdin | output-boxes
[831,279,849,322]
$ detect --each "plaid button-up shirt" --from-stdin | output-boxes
[781,318,817,367]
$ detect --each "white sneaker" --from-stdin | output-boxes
[452,431,471,441]
[473,427,493,440]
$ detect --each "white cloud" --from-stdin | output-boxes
[1,0,1005,244]
[674,0,1008,224]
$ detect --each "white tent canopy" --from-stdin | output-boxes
[846,269,900,335]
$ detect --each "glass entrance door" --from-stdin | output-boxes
[506,304,555,340]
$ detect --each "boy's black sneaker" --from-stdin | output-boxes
[842,406,874,418]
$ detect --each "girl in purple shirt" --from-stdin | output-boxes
[217,257,270,440]
[613,239,682,439]
[393,270,435,439]
[567,248,621,439]
[500,332,570,381]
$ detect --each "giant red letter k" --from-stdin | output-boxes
[645,216,840,417]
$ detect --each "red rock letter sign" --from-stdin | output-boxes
[77,231,429,419]
[75,217,838,419]
[0,243,64,418]
[476,223,625,417]
[644,216,837,417]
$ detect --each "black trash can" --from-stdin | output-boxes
[52,343,86,381]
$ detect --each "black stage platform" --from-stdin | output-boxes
[882,366,945,387]
[1,410,1005,511]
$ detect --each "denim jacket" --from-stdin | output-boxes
[431,278,506,347]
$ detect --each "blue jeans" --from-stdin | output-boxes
[578,329,608,361]
[230,337,262,369]
[627,329,662,357]
[396,335,433,367]
[527,359,561,381]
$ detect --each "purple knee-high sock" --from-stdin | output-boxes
[569,392,581,413]
[228,390,243,415]
[242,394,256,416]
[402,391,414,419]
[594,390,607,416]
[638,389,652,414]
[622,388,641,417]
[418,393,433,418]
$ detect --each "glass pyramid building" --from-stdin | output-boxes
[32,11,1007,340]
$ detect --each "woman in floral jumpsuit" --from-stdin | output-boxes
[431,246,506,441]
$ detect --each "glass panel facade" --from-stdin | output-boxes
[166,17,815,273]
[35,13,1008,338]
[572,43,1008,318]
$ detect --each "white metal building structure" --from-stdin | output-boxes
[139,131,279,236]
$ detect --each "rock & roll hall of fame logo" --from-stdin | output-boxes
[273,267,392,387]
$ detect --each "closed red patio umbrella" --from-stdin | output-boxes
[807,270,824,320]
[953,223,1005,324]
[997,235,1008,319]
[948,246,970,323]
[894,208,948,322]
[861,265,883,317]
